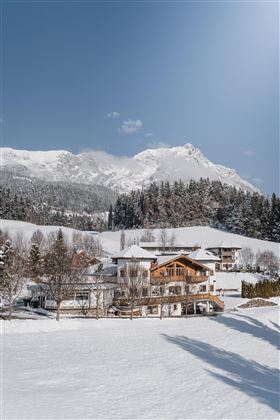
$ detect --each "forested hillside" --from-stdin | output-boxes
[110,179,280,242]
[0,170,117,230]
[0,182,111,231]
[1,174,279,241]
[1,170,116,214]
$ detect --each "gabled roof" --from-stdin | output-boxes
[151,254,211,272]
[112,245,156,260]
[156,254,181,265]
[188,249,221,262]
[206,241,242,250]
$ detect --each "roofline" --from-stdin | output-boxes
[150,254,212,272]
[206,246,242,250]
[112,256,156,260]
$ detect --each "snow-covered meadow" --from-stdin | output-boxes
[1,219,279,418]
[2,306,280,419]
[1,219,279,257]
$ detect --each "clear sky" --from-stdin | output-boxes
[2,0,279,194]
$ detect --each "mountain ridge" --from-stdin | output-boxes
[0,144,258,193]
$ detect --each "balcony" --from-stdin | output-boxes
[114,293,224,310]
[151,274,209,284]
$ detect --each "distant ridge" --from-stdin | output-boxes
[0,144,258,193]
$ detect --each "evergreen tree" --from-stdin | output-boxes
[112,179,280,242]
[108,205,114,230]
[28,243,42,280]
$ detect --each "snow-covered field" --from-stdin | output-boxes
[1,219,279,257]
[2,307,280,419]
[1,220,279,418]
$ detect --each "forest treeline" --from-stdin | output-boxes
[0,185,107,231]
[1,176,279,241]
[109,179,280,242]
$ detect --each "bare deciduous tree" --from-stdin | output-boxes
[240,247,254,269]
[44,229,86,321]
[30,229,45,249]
[0,239,27,320]
[91,272,106,320]
[152,281,169,319]
[169,231,176,250]
[120,230,126,251]
[0,229,10,247]
[256,250,279,276]
[182,270,196,318]
[72,232,103,257]
[75,287,92,316]
[119,258,146,320]
[159,229,168,252]
[140,229,155,243]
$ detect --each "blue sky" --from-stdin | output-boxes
[2,0,279,194]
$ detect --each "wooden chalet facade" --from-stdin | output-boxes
[150,255,212,283]
[114,253,224,317]
[27,245,224,318]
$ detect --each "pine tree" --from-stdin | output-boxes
[28,243,42,280]
[108,205,114,230]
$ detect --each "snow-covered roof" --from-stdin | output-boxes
[85,264,100,275]
[151,253,212,272]
[156,254,181,266]
[206,241,242,250]
[187,249,221,262]
[140,241,200,249]
[88,262,118,277]
[112,245,156,260]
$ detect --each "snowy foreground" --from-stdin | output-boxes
[3,307,280,419]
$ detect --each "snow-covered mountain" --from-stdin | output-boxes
[0,144,258,193]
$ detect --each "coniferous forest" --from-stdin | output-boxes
[110,179,280,242]
[1,177,280,241]
[0,185,107,231]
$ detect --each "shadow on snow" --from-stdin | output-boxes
[163,334,280,414]
[209,313,280,351]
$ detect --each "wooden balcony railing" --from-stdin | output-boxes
[150,275,208,284]
[114,293,224,310]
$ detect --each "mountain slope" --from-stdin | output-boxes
[0,144,258,193]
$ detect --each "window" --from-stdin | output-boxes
[166,268,174,276]
[75,290,89,301]
[169,286,175,295]
[200,285,207,292]
[148,305,158,314]
[175,286,181,295]
[142,287,148,297]
[174,304,177,310]
[176,267,184,276]
[160,286,165,295]
[119,270,125,277]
